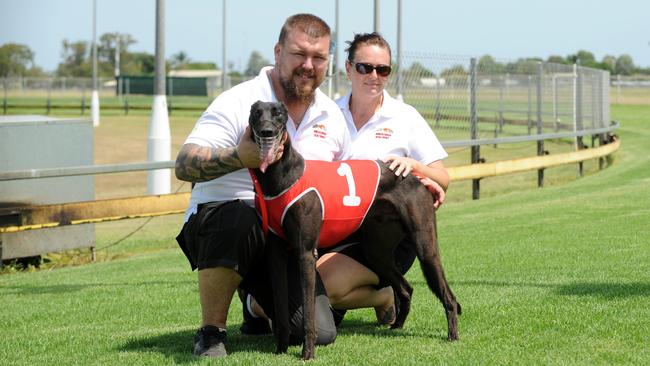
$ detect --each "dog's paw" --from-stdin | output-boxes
[275,344,288,354]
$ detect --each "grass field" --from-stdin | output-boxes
[1,104,649,365]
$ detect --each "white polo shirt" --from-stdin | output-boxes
[336,90,447,164]
[183,66,350,221]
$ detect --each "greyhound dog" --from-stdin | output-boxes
[248,100,461,360]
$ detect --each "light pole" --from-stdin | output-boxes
[333,0,340,99]
[396,0,403,101]
[221,0,228,91]
[374,0,380,33]
[147,0,171,195]
[91,0,100,127]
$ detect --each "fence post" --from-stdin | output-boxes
[616,74,621,105]
[575,64,584,177]
[124,78,130,115]
[3,78,7,115]
[46,79,52,115]
[498,74,504,133]
[536,62,544,188]
[552,73,558,131]
[434,79,441,127]
[168,77,173,115]
[599,71,608,170]
[80,79,86,115]
[470,57,481,200]
[527,75,532,134]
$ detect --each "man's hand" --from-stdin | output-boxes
[237,127,262,168]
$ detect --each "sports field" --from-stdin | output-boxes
[1,103,648,364]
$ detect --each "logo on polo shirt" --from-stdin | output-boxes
[374,127,393,140]
[312,124,327,139]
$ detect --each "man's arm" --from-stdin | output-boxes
[175,143,244,182]
[175,126,262,183]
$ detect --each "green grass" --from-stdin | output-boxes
[1,104,649,365]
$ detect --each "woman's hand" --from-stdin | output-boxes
[382,156,416,177]
[417,176,445,209]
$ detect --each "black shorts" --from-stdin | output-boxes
[176,200,336,344]
[176,200,265,276]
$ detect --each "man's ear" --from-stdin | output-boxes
[274,43,281,63]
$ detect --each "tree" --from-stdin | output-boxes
[98,32,136,76]
[244,51,270,76]
[504,58,541,74]
[567,50,598,67]
[615,54,635,75]
[171,51,191,70]
[477,55,504,73]
[56,39,90,77]
[128,52,155,75]
[600,55,617,73]
[546,55,566,64]
[404,62,435,78]
[0,43,35,77]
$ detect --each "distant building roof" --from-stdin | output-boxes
[168,69,222,78]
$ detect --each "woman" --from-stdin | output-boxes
[317,32,450,325]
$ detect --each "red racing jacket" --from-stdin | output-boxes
[251,160,381,248]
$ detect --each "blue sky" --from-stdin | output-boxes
[1,0,648,73]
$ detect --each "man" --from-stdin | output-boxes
[175,14,349,357]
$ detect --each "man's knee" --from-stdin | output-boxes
[287,293,337,346]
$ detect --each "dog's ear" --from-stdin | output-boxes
[249,101,263,124]
[250,100,263,114]
[275,102,288,120]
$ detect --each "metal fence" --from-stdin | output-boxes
[327,52,613,148]
[2,53,616,148]
[0,53,619,202]
[610,74,650,105]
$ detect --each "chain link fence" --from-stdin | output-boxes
[329,52,613,147]
[2,52,615,148]
[611,74,650,105]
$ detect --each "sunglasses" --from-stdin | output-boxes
[351,62,392,77]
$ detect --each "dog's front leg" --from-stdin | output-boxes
[267,235,290,353]
[284,195,322,360]
[298,240,317,360]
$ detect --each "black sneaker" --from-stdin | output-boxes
[238,289,272,335]
[193,325,227,357]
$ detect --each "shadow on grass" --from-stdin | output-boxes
[119,319,448,363]
[336,318,449,341]
[457,279,650,299]
[555,282,650,299]
[120,327,276,364]
[1,280,192,295]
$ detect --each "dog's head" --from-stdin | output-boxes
[249,101,289,172]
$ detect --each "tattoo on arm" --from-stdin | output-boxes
[175,143,244,182]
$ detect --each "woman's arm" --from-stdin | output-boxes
[383,156,450,191]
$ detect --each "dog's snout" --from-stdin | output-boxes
[258,128,275,138]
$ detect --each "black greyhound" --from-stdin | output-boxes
[248,101,461,360]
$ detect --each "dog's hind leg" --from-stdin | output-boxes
[410,214,461,341]
[360,210,414,329]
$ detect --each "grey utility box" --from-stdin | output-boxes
[0,115,95,260]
